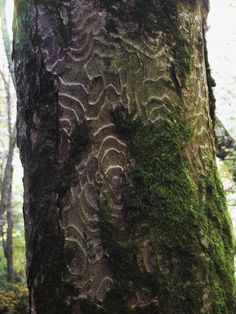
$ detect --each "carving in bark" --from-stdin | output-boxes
[13,0,236,313]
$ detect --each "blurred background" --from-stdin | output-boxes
[0,0,236,312]
[207,0,236,235]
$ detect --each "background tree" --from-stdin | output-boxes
[0,0,16,283]
[207,0,236,237]
[13,0,236,313]
[0,10,27,314]
[0,69,15,282]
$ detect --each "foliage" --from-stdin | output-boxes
[0,223,26,283]
[0,0,25,293]
[0,284,28,314]
[0,88,25,285]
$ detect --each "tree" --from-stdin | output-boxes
[13,1,236,313]
[0,69,16,282]
[215,117,235,160]
[0,0,16,282]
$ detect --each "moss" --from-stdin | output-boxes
[102,0,194,84]
[155,0,194,83]
[173,37,193,85]
[97,107,236,313]
[14,0,31,12]
[201,169,236,313]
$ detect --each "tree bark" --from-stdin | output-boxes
[14,1,236,313]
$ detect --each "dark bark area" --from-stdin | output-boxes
[14,0,236,313]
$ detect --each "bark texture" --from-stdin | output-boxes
[14,0,236,313]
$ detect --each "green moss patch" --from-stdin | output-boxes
[97,107,236,313]
[102,0,195,84]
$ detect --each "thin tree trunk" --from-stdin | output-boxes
[0,139,15,282]
[0,71,16,282]
[6,163,14,282]
[14,1,236,313]
[0,0,17,283]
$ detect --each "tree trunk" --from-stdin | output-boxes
[6,163,14,282]
[0,0,17,283]
[13,1,236,313]
[0,139,15,282]
[0,70,16,283]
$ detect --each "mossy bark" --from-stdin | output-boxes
[14,0,236,313]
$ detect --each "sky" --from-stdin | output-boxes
[6,0,13,34]
[207,0,236,136]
